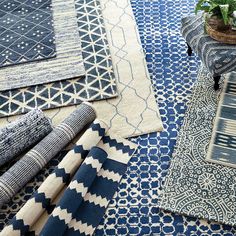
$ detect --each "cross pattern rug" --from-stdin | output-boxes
[0,0,85,91]
[160,67,236,227]
[0,0,117,117]
[0,0,163,139]
[206,72,236,168]
[0,0,56,68]
[0,120,137,236]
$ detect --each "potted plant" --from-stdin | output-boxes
[195,0,236,30]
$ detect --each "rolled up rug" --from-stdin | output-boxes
[40,146,108,236]
[0,109,53,167]
[0,102,96,208]
[0,120,137,236]
[0,119,108,236]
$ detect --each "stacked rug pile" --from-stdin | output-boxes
[1,0,236,235]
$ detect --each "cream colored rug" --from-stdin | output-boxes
[0,0,163,138]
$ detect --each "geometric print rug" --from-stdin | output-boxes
[160,66,236,227]
[0,0,85,91]
[0,0,117,118]
[95,0,236,235]
[0,0,162,139]
[0,0,56,68]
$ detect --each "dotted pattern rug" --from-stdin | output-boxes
[0,0,56,68]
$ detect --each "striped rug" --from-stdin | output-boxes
[0,120,137,236]
[206,73,236,168]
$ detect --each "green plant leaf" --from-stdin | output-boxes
[219,4,229,24]
[195,0,211,13]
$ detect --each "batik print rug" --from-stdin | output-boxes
[0,0,56,68]
[159,66,236,226]
[96,0,236,235]
[0,0,117,118]
[206,72,236,168]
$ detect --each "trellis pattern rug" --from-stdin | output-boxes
[92,0,163,137]
[159,67,236,226]
[0,0,117,117]
[0,0,56,67]
[0,0,85,91]
[206,73,236,168]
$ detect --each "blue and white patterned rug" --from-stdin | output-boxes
[95,0,236,235]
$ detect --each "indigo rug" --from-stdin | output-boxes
[0,0,56,68]
[206,73,236,168]
[0,120,137,236]
[0,0,117,117]
[0,0,163,138]
[0,0,85,91]
[159,67,236,226]
[96,0,235,235]
[2,0,236,235]
[0,109,52,167]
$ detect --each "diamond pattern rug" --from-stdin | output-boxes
[0,0,117,118]
[0,0,85,91]
[0,0,56,68]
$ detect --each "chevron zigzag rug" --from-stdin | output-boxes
[0,120,137,236]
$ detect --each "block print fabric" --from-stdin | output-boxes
[206,73,236,168]
[1,120,137,236]
[0,0,56,67]
[160,67,236,227]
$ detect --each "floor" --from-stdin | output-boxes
[95,0,236,235]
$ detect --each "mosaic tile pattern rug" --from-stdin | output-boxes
[0,0,85,91]
[159,66,236,226]
[0,0,117,118]
[206,73,236,168]
[0,0,56,68]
